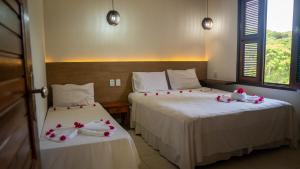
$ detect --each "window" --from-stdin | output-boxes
[238,0,300,89]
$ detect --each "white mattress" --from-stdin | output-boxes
[129,88,298,169]
[40,103,140,169]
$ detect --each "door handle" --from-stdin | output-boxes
[31,86,48,98]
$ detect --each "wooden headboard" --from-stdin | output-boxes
[46,61,207,104]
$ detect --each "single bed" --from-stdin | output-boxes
[129,87,298,169]
[40,103,140,169]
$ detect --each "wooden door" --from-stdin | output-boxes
[0,0,41,169]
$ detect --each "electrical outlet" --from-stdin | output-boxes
[109,79,115,87]
[116,79,121,86]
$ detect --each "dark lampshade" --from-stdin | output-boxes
[202,17,213,30]
[106,10,120,26]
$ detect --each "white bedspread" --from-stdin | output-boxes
[129,88,298,169]
[40,103,140,169]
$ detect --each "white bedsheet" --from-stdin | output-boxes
[40,103,140,169]
[129,88,298,169]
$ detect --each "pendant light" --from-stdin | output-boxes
[106,0,120,26]
[202,0,213,30]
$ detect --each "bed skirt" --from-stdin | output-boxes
[135,122,295,168]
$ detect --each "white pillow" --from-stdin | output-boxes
[167,69,201,90]
[52,83,95,107]
[132,72,169,92]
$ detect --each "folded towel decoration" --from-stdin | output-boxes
[216,88,264,104]
[45,118,116,143]
[45,127,78,143]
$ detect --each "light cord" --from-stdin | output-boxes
[112,0,115,10]
[206,0,208,17]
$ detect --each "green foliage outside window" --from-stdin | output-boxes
[264,30,292,84]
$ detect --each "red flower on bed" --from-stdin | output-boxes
[60,135,66,141]
[50,133,56,138]
[259,96,264,101]
[155,93,159,96]
[104,131,110,137]
[179,91,183,93]
[236,88,245,94]
[105,120,110,125]
[109,126,115,130]
[144,93,147,96]
[167,91,170,95]
[56,123,62,128]
[74,122,84,128]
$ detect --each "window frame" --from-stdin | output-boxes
[290,0,300,88]
[237,0,299,90]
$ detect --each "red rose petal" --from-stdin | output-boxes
[167,91,170,94]
[50,133,56,138]
[46,131,50,136]
[56,124,62,128]
[80,105,83,108]
[74,122,79,126]
[105,120,110,125]
[60,135,66,141]
[104,131,110,137]
[100,118,103,121]
[109,126,115,130]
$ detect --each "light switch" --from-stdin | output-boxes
[116,79,121,86]
[109,79,115,86]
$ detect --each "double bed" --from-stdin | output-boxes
[129,87,298,169]
[40,103,140,169]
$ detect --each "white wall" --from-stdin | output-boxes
[205,0,300,135]
[28,0,47,136]
[205,0,238,81]
[44,0,207,62]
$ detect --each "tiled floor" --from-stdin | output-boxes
[129,130,300,169]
